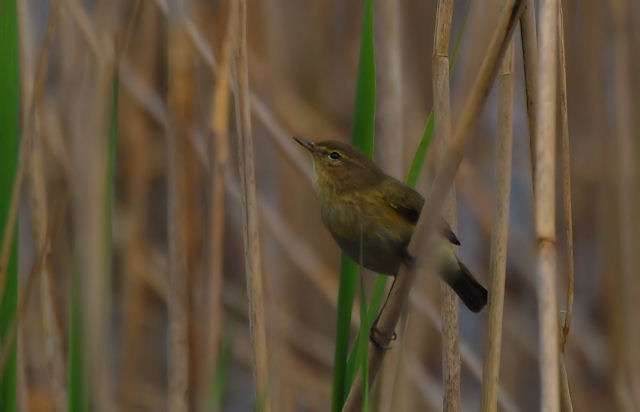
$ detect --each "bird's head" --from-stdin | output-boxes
[293,136,383,198]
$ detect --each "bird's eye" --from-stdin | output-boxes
[329,151,341,160]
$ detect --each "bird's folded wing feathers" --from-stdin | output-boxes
[380,178,460,245]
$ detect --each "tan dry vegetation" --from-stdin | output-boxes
[9,0,640,411]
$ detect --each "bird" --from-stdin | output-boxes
[294,136,488,317]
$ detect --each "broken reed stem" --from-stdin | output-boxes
[233,1,271,410]
[535,0,560,411]
[432,0,460,411]
[342,2,525,410]
[201,1,238,411]
[167,2,192,410]
[519,0,537,192]
[480,10,514,411]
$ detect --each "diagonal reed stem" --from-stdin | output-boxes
[480,1,515,409]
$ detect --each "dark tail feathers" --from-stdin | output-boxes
[444,259,488,313]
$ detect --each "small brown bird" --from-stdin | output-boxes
[294,136,487,313]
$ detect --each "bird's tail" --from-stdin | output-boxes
[443,258,488,313]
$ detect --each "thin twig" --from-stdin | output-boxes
[343,2,525,410]
[480,1,515,408]
[233,0,271,410]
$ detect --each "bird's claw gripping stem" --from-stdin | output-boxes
[369,324,397,350]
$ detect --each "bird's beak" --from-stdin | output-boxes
[293,136,316,153]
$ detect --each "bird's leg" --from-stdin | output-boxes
[370,275,398,350]
[370,250,414,349]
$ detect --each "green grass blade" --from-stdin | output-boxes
[68,261,88,412]
[331,0,376,410]
[331,256,359,411]
[344,276,385,389]
[350,0,376,156]
[211,323,235,411]
[0,0,20,410]
[358,272,369,411]
[406,112,435,189]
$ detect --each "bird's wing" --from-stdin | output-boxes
[381,178,460,245]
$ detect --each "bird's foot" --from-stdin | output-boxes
[369,324,397,350]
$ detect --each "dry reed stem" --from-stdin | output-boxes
[560,357,574,412]
[0,0,60,397]
[535,0,560,410]
[201,1,238,411]
[343,2,525,410]
[0,195,67,375]
[117,61,350,332]
[519,0,537,190]
[432,1,460,411]
[18,5,67,410]
[233,0,271,410]
[557,6,575,412]
[374,0,403,180]
[374,0,405,407]
[557,5,574,351]
[406,358,442,411]
[410,293,521,412]
[167,2,193,410]
[117,3,158,409]
[611,0,640,407]
[62,0,115,408]
[480,7,514,410]
[149,0,312,180]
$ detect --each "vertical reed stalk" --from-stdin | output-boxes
[374,0,403,180]
[233,1,271,410]
[374,0,404,408]
[534,0,560,411]
[202,1,237,411]
[557,5,574,411]
[167,2,192,410]
[480,3,514,409]
[343,2,525,410]
[432,1,460,411]
[519,0,537,188]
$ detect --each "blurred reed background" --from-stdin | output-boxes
[2,0,640,411]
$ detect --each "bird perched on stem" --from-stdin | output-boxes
[294,136,487,325]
